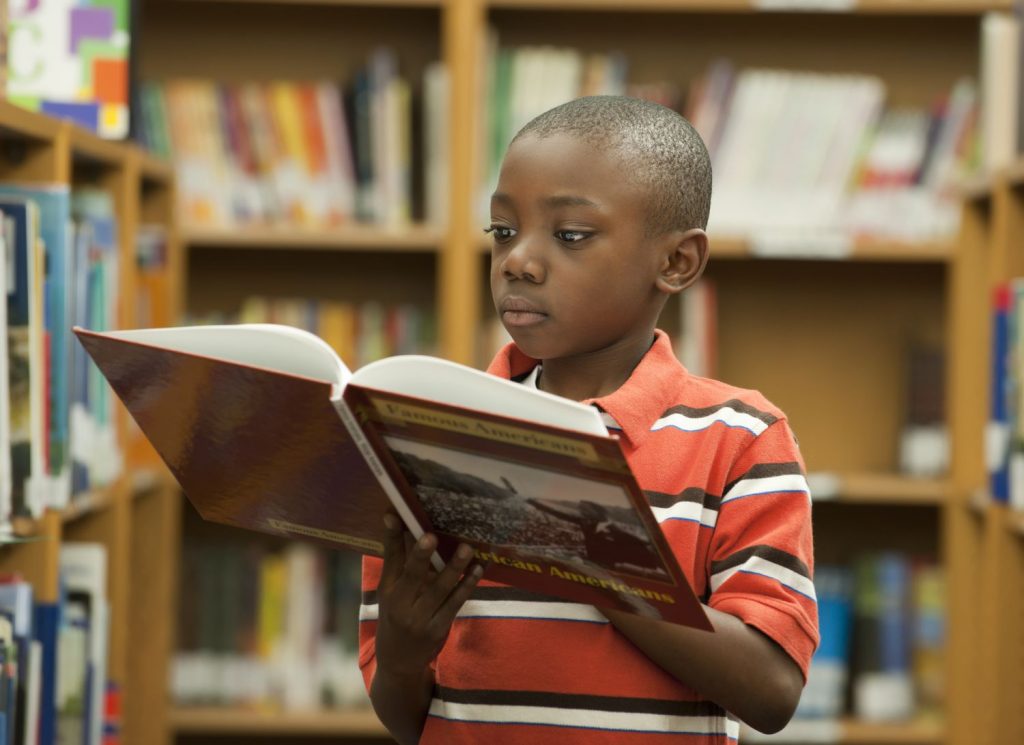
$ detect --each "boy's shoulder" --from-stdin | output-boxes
[675,370,789,427]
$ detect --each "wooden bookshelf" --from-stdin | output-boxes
[127,0,1015,743]
[0,101,181,745]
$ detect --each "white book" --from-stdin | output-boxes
[981,12,1021,173]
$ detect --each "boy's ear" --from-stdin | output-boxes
[655,229,709,295]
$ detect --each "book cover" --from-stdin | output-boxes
[7,0,131,138]
[74,324,711,629]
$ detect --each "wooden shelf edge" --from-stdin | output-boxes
[0,100,64,142]
[710,236,951,263]
[475,235,951,262]
[135,148,174,184]
[182,224,444,252]
[808,472,949,505]
[60,484,121,525]
[66,124,129,168]
[743,716,943,744]
[489,0,1008,13]
[169,706,386,735]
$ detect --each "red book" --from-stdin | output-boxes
[74,324,711,630]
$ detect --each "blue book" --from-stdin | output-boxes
[991,284,1012,503]
[0,185,72,499]
[32,601,60,745]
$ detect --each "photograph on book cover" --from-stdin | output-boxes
[382,435,670,583]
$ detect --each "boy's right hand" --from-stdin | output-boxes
[373,513,483,679]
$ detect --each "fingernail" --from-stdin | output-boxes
[417,534,433,549]
[471,565,484,580]
[383,514,399,530]
[457,544,473,560]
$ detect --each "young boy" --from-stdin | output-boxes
[359,95,818,744]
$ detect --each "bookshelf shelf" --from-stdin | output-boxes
[169,706,388,736]
[839,718,943,744]
[60,486,120,525]
[811,472,950,505]
[486,0,1008,13]
[710,236,951,263]
[137,148,174,183]
[743,717,943,744]
[181,224,443,252]
[0,100,62,141]
[67,125,129,168]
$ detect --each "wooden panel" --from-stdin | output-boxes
[138,1,441,82]
[126,484,182,745]
[0,511,62,603]
[488,10,980,108]
[440,0,486,364]
[706,260,945,474]
[186,248,437,317]
[944,191,993,744]
[810,502,939,565]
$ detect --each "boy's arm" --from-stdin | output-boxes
[365,515,482,745]
[602,605,804,734]
[606,417,817,735]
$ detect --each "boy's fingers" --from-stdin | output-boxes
[432,563,484,631]
[379,513,408,587]
[396,532,438,591]
[415,543,477,615]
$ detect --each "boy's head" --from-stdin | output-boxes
[513,95,712,235]
[489,95,711,365]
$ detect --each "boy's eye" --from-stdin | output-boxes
[555,230,589,244]
[484,225,516,243]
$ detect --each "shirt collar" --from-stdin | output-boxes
[485,330,687,449]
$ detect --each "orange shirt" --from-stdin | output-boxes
[360,330,818,743]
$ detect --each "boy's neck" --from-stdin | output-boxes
[536,330,657,402]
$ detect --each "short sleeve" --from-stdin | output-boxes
[706,417,819,679]
[358,555,384,692]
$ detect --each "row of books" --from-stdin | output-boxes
[136,51,449,230]
[798,554,944,726]
[479,43,981,245]
[173,539,366,710]
[1,181,172,526]
[191,297,436,372]
[0,542,116,745]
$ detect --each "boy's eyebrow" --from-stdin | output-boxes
[490,192,600,209]
[542,195,600,209]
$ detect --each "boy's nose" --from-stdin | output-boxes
[501,241,545,283]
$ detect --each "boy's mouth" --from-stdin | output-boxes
[500,297,548,328]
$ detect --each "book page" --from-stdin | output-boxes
[351,355,607,436]
[102,324,350,387]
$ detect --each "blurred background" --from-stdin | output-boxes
[0,0,1021,743]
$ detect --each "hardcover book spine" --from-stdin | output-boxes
[333,398,443,571]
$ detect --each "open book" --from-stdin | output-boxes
[74,324,711,629]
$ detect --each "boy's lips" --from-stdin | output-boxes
[500,297,548,327]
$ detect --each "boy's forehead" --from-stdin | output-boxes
[498,133,636,194]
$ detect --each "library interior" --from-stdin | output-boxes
[1,0,1022,744]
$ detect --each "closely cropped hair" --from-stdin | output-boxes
[513,95,712,234]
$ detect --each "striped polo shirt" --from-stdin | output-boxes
[359,330,818,743]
